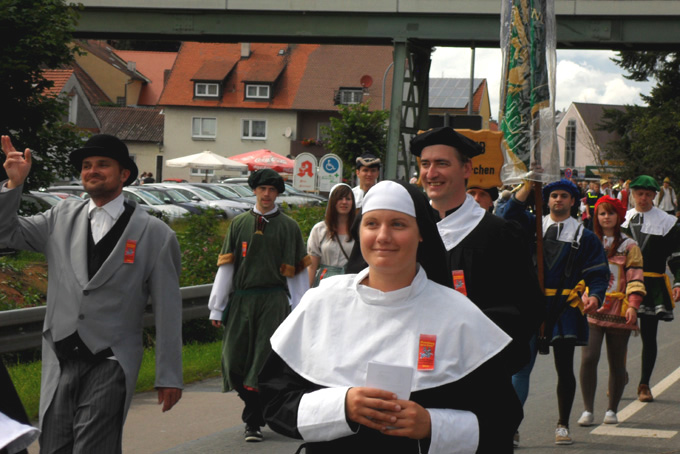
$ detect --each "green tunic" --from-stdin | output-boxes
[218,209,309,390]
[623,211,680,321]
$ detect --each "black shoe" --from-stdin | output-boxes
[245,425,263,442]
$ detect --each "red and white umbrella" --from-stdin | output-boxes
[229,149,295,174]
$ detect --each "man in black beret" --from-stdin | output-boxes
[208,168,310,442]
[411,126,543,449]
[1,134,183,453]
[352,153,381,210]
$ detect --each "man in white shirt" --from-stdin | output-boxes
[0,134,183,454]
[655,177,677,215]
[352,153,381,210]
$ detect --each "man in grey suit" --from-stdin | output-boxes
[0,134,183,453]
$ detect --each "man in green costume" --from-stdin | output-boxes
[208,169,310,442]
[622,175,680,402]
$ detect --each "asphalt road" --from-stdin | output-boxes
[26,318,680,454]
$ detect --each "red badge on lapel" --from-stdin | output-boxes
[241,241,248,257]
[124,240,136,264]
[418,334,436,371]
[452,270,467,296]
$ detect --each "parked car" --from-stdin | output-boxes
[19,191,72,215]
[122,187,189,221]
[187,183,256,208]
[284,183,328,203]
[146,183,247,219]
[45,185,87,198]
[221,178,321,207]
[139,186,212,216]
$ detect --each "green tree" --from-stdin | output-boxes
[0,0,87,190]
[599,51,680,182]
[322,102,389,177]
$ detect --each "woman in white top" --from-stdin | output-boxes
[307,183,356,287]
[260,180,522,453]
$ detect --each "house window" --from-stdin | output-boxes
[565,119,576,168]
[191,168,215,176]
[68,94,78,124]
[242,119,267,140]
[116,96,126,106]
[245,84,270,100]
[192,117,217,139]
[334,88,363,105]
[195,83,220,98]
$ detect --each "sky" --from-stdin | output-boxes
[430,47,655,120]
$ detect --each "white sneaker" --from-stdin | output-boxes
[603,410,618,424]
[555,425,573,445]
[578,410,594,426]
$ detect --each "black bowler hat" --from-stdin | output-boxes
[410,126,484,158]
[69,134,138,186]
[248,168,285,194]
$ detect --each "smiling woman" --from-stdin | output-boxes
[259,180,523,453]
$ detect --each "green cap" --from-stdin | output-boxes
[629,175,660,192]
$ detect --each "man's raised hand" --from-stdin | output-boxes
[1,135,32,189]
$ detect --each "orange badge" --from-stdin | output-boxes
[418,334,436,371]
[241,241,248,257]
[123,240,136,264]
[452,270,467,296]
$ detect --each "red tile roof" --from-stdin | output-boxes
[42,69,74,97]
[191,59,237,81]
[292,45,393,111]
[71,63,111,106]
[159,42,318,110]
[94,106,164,142]
[116,50,178,106]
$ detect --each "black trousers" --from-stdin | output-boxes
[40,359,126,454]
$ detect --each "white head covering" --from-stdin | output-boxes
[329,182,352,197]
[361,180,416,217]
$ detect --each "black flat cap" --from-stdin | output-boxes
[410,127,484,158]
[248,168,285,193]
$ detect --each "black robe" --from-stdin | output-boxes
[260,352,521,454]
[442,211,544,374]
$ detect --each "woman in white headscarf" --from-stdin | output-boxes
[306,183,356,287]
[260,180,522,453]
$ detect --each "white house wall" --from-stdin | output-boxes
[162,106,298,182]
[556,103,600,175]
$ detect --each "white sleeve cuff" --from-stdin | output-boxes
[428,408,479,454]
[208,264,234,320]
[297,387,355,442]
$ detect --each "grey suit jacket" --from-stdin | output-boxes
[0,184,183,427]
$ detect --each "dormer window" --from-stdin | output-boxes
[195,82,220,98]
[245,84,270,100]
[334,88,363,105]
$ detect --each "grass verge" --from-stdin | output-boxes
[7,340,223,421]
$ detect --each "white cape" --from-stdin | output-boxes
[436,194,486,251]
[271,266,510,391]
[622,206,677,237]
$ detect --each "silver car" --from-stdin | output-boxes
[122,187,190,221]
[147,184,250,219]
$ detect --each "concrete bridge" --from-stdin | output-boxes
[75,0,680,50]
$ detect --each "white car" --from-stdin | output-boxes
[146,184,250,219]
[122,187,190,221]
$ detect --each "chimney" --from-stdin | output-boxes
[241,43,251,59]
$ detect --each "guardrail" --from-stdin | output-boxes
[0,284,212,355]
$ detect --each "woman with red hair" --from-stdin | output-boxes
[577,196,646,426]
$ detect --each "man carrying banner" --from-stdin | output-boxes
[411,128,542,440]
[503,179,609,445]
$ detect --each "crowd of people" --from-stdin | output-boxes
[1,128,679,453]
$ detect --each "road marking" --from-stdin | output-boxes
[591,365,680,438]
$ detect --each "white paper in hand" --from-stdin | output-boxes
[365,361,414,400]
